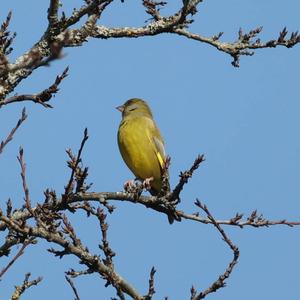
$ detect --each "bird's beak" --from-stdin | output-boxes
[116,105,124,112]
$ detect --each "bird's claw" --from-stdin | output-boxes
[123,179,136,192]
[123,177,154,193]
[142,177,154,191]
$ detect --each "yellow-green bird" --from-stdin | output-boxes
[117,98,169,196]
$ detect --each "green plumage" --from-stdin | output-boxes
[117,98,167,195]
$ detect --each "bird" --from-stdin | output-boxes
[117,98,169,196]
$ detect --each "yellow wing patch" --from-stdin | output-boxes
[144,117,166,171]
[156,151,164,169]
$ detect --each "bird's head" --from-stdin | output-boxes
[116,98,153,118]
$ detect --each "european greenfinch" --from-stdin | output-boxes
[117,98,169,196]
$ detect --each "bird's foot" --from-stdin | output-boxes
[123,179,136,192]
[142,177,154,191]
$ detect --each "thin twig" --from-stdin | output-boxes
[65,275,81,300]
[66,268,94,278]
[144,267,156,300]
[0,11,15,57]
[62,128,89,205]
[0,108,27,155]
[74,203,116,266]
[11,273,43,300]
[61,214,82,248]
[169,154,205,203]
[0,212,144,300]
[0,67,68,108]
[192,200,239,299]
[177,209,300,228]
[97,208,115,267]
[17,148,32,214]
[60,0,110,30]
[0,239,33,279]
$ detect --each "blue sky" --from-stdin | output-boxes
[1,1,300,299]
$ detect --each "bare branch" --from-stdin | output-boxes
[0,212,144,300]
[192,200,239,299]
[0,1,298,102]
[0,11,16,56]
[143,1,167,21]
[73,203,117,269]
[1,188,300,236]
[17,148,32,213]
[11,273,42,300]
[178,209,300,228]
[0,67,68,108]
[0,239,34,279]
[4,39,65,77]
[66,268,94,278]
[89,16,300,68]
[1,134,299,299]
[61,214,83,248]
[0,236,21,257]
[190,285,197,299]
[174,26,300,67]
[0,108,27,155]
[47,0,60,27]
[0,12,15,80]
[170,154,205,203]
[92,21,298,68]
[65,276,81,300]
[62,128,89,206]
[97,208,115,267]
[61,0,110,30]
[0,3,299,300]
[144,267,156,300]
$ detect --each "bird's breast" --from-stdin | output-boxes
[118,118,162,182]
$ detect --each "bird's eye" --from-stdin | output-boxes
[128,104,138,111]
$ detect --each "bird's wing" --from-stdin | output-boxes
[152,136,165,169]
[144,117,166,170]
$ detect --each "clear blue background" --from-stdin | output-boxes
[1,1,300,299]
